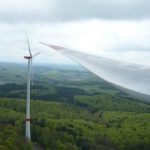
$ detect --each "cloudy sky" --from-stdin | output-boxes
[0,0,150,65]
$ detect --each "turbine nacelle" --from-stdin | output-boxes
[24,52,40,59]
[24,56,32,59]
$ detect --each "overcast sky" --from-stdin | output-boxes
[0,0,150,65]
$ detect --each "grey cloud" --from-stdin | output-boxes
[114,44,150,51]
[0,20,150,64]
[0,0,150,23]
[54,0,150,20]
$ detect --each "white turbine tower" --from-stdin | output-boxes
[24,36,40,141]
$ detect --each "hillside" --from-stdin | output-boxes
[0,63,150,150]
[0,98,150,150]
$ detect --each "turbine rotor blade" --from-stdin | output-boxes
[40,42,150,102]
[39,42,64,50]
[33,52,40,58]
[26,34,32,57]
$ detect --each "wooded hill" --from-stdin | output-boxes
[0,63,150,150]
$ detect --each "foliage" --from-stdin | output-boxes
[0,98,150,150]
[0,63,150,149]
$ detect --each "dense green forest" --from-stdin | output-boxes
[0,98,150,150]
[0,63,150,150]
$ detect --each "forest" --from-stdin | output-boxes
[0,62,150,150]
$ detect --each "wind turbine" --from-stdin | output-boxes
[24,36,40,141]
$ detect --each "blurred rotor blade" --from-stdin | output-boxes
[33,52,40,58]
[26,34,32,57]
[40,42,150,102]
